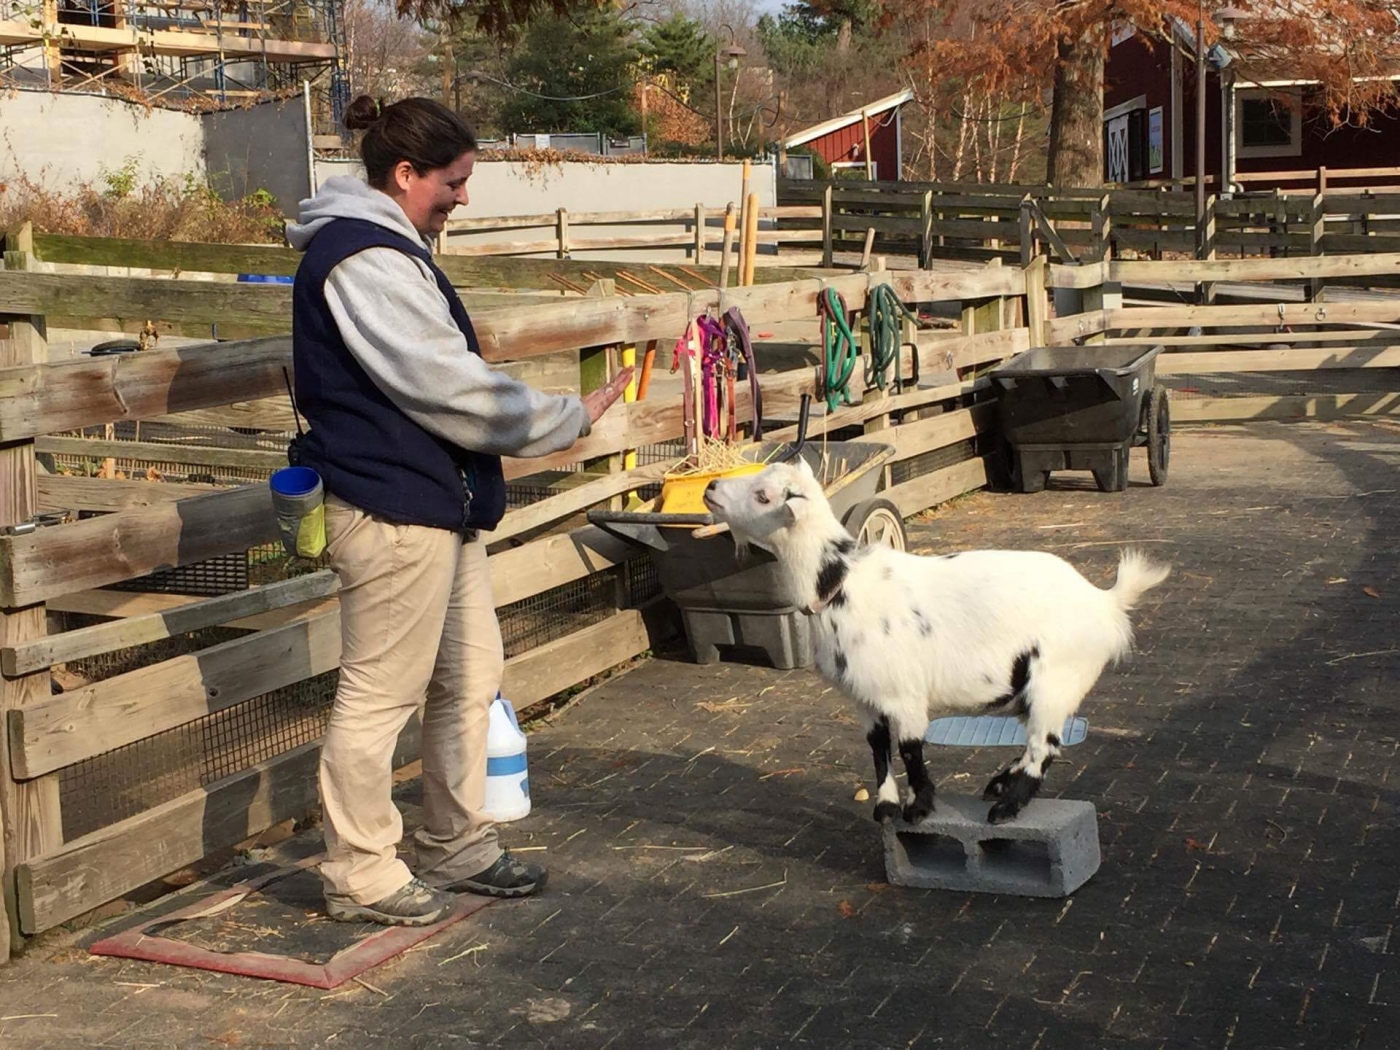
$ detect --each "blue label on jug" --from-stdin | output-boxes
[487,754,528,776]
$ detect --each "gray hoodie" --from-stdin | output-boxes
[285,176,589,459]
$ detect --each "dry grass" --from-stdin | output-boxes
[0,162,284,243]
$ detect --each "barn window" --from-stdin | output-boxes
[1236,88,1303,158]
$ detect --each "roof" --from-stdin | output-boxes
[783,89,914,149]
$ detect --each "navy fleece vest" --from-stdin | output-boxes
[292,218,507,533]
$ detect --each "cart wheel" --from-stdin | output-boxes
[1147,386,1170,486]
[844,499,908,552]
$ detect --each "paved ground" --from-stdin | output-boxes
[2,421,1398,1049]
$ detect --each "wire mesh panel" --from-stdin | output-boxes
[497,571,620,659]
[891,436,981,486]
[59,673,338,841]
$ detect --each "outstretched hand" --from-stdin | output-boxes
[581,366,635,425]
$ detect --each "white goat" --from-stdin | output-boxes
[703,457,1169,825]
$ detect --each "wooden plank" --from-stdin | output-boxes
[1,572,337,676]
[16,739,325,934]
[36,475,221,513]
[1108,302,1400,331]
[32,232,810,291]
[1157,347,1400,373]
[489,526,635,608]
[1108,329,1400,347]
[884,456,991,517]
[1172,393,1400,422]
[850,403,994,461]
[1044,309,1111,344]
[1108,253,1400,284]
[0,271,290,333]
[0,336,290,443]
[1045,261,1111,291]
[0,484,277,608]
[8,606,341,778]
[34,437,287,471]
[492,462,674,544]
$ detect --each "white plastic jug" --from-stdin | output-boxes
[483,692,530,822]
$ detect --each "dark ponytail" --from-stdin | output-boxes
[344,95,479,190]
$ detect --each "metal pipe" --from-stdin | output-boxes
[1195,1,1206,258]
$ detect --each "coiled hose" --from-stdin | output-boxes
[866,282,923,395]
[819,286,858,412]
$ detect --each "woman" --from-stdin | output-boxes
[287,95,632,927]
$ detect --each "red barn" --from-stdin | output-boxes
[1104,19,1400,191]
[783,89,913,182]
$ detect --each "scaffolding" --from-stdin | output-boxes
[0,0,348,128]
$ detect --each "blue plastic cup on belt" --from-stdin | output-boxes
[269,466,326,558]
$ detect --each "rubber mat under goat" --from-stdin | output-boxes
[88,855,493,989]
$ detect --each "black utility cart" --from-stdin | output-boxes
[990,343,1170,493]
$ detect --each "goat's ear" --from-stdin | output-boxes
[793,456,815,478]
[782,489,809,526]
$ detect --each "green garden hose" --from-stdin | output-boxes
[866,282,923,395]
[819,286,858,412]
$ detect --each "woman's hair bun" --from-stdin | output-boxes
[344,95,383,132]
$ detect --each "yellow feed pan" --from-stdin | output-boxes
[659,461,766,516]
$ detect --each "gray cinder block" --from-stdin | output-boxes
[883,793,1100,898]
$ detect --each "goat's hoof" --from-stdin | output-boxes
[873,801,901,824]
[987,800,1022,825]
[982,774,1010,801]
[902,798,934,825]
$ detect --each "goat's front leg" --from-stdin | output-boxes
[892,712,935,823]
[985,707,1064,825]
[862,713,900,824]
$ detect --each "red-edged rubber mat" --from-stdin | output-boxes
[88,855,493,989]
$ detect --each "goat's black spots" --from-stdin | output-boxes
[835,537,856,555]
[866,718,896,824]
[816,554,849,607]
[833,650,849,678]
[982,768,1012,800]
[939,552,961,560]
[881,566,894,581]
[985,646,1038,714]
[1047,732,1062,749]
[911,608,932,638]
[987,770,1044,825]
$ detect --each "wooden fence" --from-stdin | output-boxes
[778,178,1400,271]
[0,229,1026,956]
[440,205,826,270]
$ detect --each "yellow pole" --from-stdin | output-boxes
[621,343,639,506]
[742,192,760,286]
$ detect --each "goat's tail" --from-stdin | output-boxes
[1108,549,1171,612]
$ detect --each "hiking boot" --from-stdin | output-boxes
[438,851,547,899]
[325,877,454,927]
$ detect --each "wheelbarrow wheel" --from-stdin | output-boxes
[1146,385,1170,486]
[844,498,908,552]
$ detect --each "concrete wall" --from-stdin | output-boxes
[202,97,313,216]
[0,89,205,190]
[314,157,777,263]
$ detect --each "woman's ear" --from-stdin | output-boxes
[391,160,415,194]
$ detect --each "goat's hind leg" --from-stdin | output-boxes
[986,698,1066,825]
[862,711,901,824]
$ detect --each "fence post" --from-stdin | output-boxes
[1317,166,1327,195]
[693,203,705,265]
[1201,195,1218,305]
[920,190,933,269]
[1023,254,1048,349]
[821,183,834,268]
[1309,192,1326,303]
[1019,197,1035,268]
[719,202,737,289]
[556,208,570,260]
[1,223,61,957]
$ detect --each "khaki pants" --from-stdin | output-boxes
[318,495,505,904]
